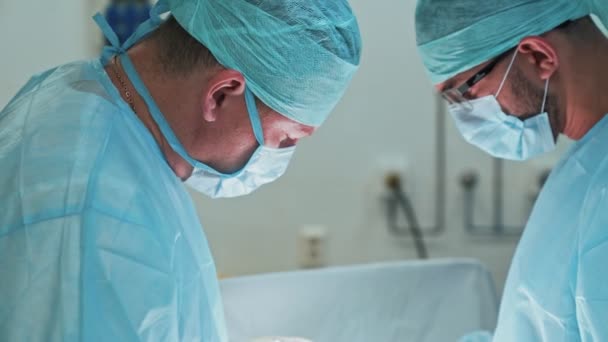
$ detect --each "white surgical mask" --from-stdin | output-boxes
[448,50,556,161]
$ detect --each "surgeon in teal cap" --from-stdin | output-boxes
[0,0,361,340]
[415,0,608,341]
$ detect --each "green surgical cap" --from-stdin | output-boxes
[164,0,362,127]
[415,0,607,85]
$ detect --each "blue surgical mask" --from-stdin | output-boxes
[95,11,295,199]
[448,51,556,161]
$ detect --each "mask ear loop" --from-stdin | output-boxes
[496,50,519,97]
[540,78,550,113]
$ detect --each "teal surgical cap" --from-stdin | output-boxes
[164,0,362,127]
[415,0,608,85]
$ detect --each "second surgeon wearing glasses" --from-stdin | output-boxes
[435,22,577,161]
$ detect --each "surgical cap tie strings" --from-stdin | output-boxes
[94,1,169,64]
[94,9,202,169]
[94,8,269,178]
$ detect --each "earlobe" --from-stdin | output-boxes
[202,93,218,122]
[538,56,559,81]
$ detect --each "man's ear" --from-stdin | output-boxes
[518,36,560,81]
[202,69,246,122]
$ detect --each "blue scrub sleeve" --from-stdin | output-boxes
[576,181,608,341]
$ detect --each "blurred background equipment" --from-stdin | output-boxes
[103,0,151,45]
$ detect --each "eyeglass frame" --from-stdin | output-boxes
[440,49,513,108]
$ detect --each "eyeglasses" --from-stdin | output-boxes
[441,50,511,111]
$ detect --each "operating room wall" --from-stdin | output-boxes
[0,0,104,106]
[0,0,574,296]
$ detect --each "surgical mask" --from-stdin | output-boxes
[94,10,295,199]
[186,144,295,199]
[184,89,296,199]
[448,51,556,161]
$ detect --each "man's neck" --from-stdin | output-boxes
[563,38,608,140]
[105,44,195,180]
